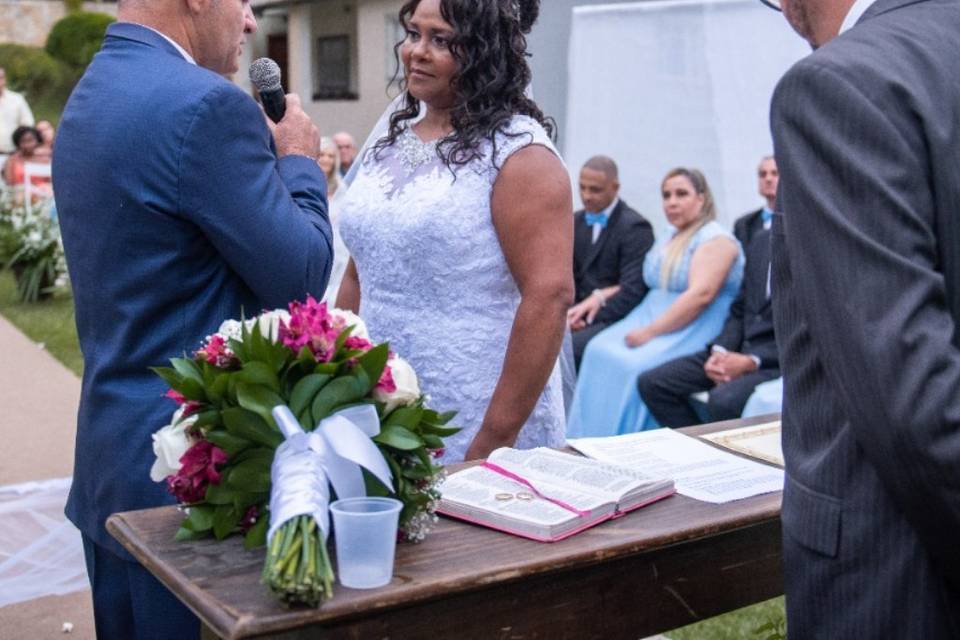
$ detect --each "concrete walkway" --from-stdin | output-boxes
[0,313,94,639]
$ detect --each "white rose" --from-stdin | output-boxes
[373,356,421,412]
[149,411,198,482]
[216,319,243,342]
[246,309,290,343]
[332,309,370,341]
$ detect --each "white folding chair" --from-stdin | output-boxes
[23,161,53,214]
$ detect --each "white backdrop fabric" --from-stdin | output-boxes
[564,0,809,234]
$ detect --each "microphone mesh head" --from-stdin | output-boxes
[249,58,282,93]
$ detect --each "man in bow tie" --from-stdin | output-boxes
[567,155,654,368]
[733,156,778,248]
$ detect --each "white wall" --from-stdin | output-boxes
[564,0,808,233]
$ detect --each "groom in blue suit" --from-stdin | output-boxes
[53,0,332,636]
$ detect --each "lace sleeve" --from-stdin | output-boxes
[483,115,563,183]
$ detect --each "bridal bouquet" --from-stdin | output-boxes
[150,296,458,606]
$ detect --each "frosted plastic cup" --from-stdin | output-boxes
[329,497,403,588]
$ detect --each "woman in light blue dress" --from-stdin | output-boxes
[567,168,744,437]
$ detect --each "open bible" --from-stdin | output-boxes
[437,447,675,542]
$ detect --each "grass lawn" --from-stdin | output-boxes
[667,597,785,639]
[0,267,787,637]
[0,269,82,376]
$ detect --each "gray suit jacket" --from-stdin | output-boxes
[771,0,960,636]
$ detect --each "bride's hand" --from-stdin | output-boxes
[463,428,516,461]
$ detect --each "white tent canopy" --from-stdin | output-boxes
[564,0,809,234]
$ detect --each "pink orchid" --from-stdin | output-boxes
[374,363,396,394]
[279,296,344,362]
[166,440,228,504]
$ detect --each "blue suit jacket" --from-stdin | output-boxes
[54,23,333,558]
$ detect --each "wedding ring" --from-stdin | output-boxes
[495,493,514,501]
[516,492,535,501]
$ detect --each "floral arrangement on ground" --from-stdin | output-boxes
[0,193,65,302]
[150,296,458,605]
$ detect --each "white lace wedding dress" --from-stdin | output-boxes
[338,115,566,462]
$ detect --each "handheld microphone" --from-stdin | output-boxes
[249,58,285,123]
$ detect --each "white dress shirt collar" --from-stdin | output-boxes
[134,23,196,65]
[590,197,620,243]
[839,0,879,35]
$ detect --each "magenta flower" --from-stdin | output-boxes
[196,335,235,368]
[279,296,344,362]
[240,505,260,533]
[375,363,396,394]
[166,440,228,504]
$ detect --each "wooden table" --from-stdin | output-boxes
[107,415,783,640]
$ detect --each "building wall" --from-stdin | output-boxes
[0,0,117,48]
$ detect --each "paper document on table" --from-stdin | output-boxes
[568,429,783,504]
[701,421,783,467]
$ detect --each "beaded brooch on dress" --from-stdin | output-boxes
[396,127,437,175]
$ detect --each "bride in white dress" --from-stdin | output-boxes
[337,0,572,462]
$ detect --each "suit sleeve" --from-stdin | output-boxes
[773,60,960,578]
[596,218,654,323]
[710,281,745,352]
[179,83,333,308]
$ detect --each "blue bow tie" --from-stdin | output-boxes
[761,208,774,223]
[585,212,608,228]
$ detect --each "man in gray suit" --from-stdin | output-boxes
[768,0,960,635]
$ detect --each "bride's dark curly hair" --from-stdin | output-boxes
[373,0,555,171]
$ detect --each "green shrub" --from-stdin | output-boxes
[0,44,75,123]
[45,11,115,69]
[0,44,70,100]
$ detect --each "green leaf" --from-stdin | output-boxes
[289,373,331,416]
[225,454,273,493]
[177,377,207,402]
[357,343,390,393]
[235,382,284,430]
[243,513,268,549]
[192,410,221,429]
[422,433,444,449]
[203,482,240,505]
[212,504,241,540]
[374,425,424,450]
[204,429,251,456]
[171,357,203,384]
[436,410,458,424]
[310,375,367,425]
[234,361,281,393]
[151,366,183,391]
[314,362,339,375]
[384,406,423,430]
[222,407,282,448]
[209,372,232,405]
[183,505,215,532]
[420,422,460,437]
[175,526,209,541]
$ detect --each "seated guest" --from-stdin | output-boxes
[566,155,654,368]
[637,228,778,426]
[332,131,357,178]
[567,168,743,437]
[2,125,52,197]
[35,119,55,159]
[733,156,778,247]
[741,376,783,418]
[316,136,349,303]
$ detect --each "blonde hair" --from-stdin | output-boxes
[318,137,344,197]
[659,167,716,288]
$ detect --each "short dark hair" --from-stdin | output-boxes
[583,155,618,181]
[12,125,40,149]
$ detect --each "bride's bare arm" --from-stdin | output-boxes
[463,145,574,460]
[335,258,361,312]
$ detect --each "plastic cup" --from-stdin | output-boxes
[329,497,403,589]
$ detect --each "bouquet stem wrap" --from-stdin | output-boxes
[264,404,394,605]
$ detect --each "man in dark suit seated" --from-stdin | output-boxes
[733,156,778,248]
[53,0,332,637]
[566,155,654,368]
[637,228,778,425]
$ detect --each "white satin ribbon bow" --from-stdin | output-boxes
[267,404,394,543]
